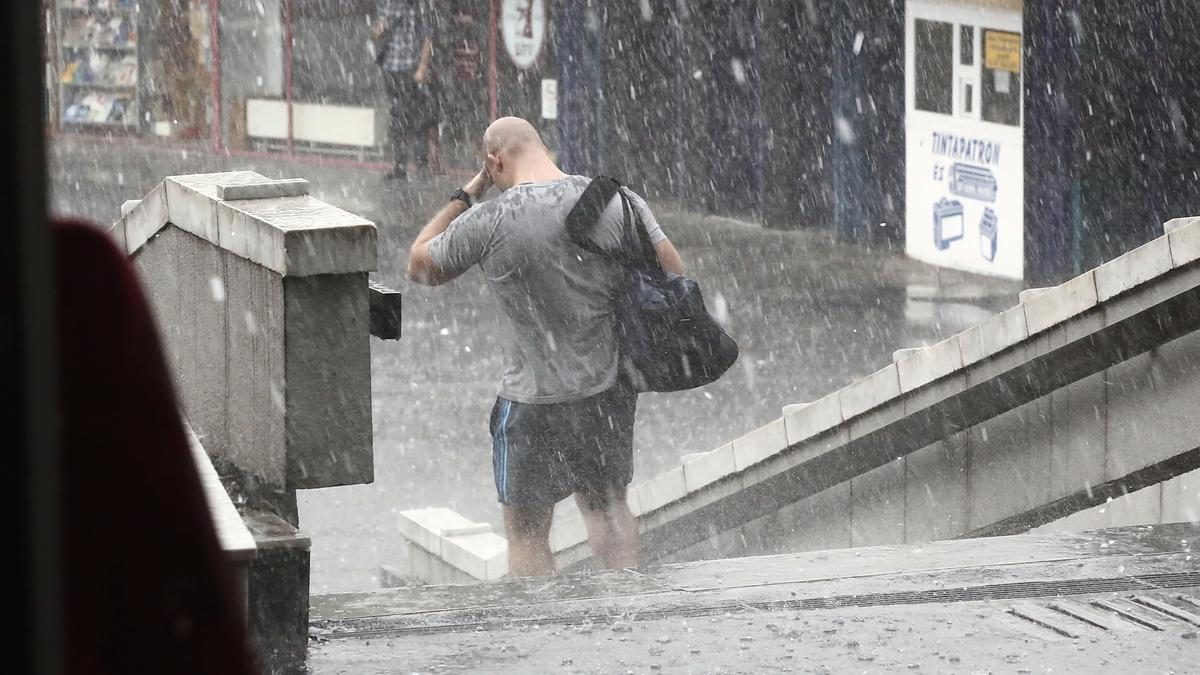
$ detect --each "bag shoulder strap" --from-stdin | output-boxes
[565,175,660,271]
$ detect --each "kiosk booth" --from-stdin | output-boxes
[905,0,1023,279]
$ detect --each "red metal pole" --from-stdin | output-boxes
[283,0,294,154]
[209,0,221,152]
[488,0,498,121]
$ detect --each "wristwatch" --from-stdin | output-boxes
[449,188,473,207]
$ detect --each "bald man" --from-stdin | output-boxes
[407,117,684,576]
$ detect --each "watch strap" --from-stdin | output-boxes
[449,188,473,207]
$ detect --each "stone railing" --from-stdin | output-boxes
[391,216,1200,582]
[111,171,392,672]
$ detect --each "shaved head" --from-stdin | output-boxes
[483,116,545,158]
[481,116,564,191]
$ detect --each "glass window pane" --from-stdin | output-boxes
[960,25,974,65]
[915,19,953,115]
[981,29,1021,126]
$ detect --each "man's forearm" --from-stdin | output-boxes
[406,200,469,284]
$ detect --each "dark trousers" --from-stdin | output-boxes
[383,70,437,169]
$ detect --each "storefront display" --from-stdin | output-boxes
[57,0,141,128]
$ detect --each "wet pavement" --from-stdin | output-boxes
[49,135,1024,594]
[306,523,1200,673]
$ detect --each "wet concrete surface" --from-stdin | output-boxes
[49,136,1024,594]
[306,524,1200,673]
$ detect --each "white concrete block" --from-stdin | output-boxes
[958,324,985,367]
[784,392,843,445]
[218,178,309,201]
[1163,216,1199,234]
[1094,235,1173,302]
[683,444,737,492]
[441,531,508,580]
[896,335,963,393]
[124,182,171,254]
[979,305,1028,358]
[1168,216,1200,268]
[624,485,642,516]
[732,419,787,471]
[635,466,686,514]
[163,177,221,247]
[549,501,588,552]
[120,199,141,217]
[892,347,922,362]
[1018,287,1051,304]
[107,217,128,254]
[1023,271,1098,336]
[217,201,290,274]
[1161,466,1200,524]
[839,364,901,420]
[397,507,482,557]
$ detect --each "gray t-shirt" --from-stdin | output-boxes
[429,175,667,404]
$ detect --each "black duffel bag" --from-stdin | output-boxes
[566,176,738,393]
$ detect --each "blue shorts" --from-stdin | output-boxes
[489,382,637,507]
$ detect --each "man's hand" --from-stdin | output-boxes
[413,67,429,83]
[463,166,492,201]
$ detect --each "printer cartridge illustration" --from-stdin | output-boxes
[979,207,998,262]
[933,197,965,250]
[949,163,998,202]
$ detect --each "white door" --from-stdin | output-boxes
[905,1,1024,279]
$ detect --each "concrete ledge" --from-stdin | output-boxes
[979,305,1028,357]
[1023,271,1098,336]
[123,182,171,255]
[397,508,508,581]
[783,392,843,446]
[683,444,737,491]
[184,423,256,562]
[732,419,787,470]
[123,171,377,277]
[635,466,687,516]
[1095,236,1174,302]
[1169,217,1200,268]
[1164,216,1199,234]
[896,335,963,393]
[839,364,900,420]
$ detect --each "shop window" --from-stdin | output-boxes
[915,19,953,115]
[960,25,974,65]
[981,29,1021,126]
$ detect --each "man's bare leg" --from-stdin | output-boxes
[502,504,555,577]
[576,486,639,570]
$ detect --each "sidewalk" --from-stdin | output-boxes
[306,523,1200,673]
[49,135,1026,594]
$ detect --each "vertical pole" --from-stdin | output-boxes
[283,0,294,153]
[209,0,222,152]
[9,1,59,673]
[488,0,498,120]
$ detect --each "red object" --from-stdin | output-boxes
[54,220,259,675]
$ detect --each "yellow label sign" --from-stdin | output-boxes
[984,31,1021,72]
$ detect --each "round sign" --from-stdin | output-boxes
[501,0,545,70]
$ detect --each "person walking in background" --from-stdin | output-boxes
[405,117,685,576]
[372,0,440,180]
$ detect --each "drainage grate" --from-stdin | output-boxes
[1006,593,1200,640]
[771,572,1200,612]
